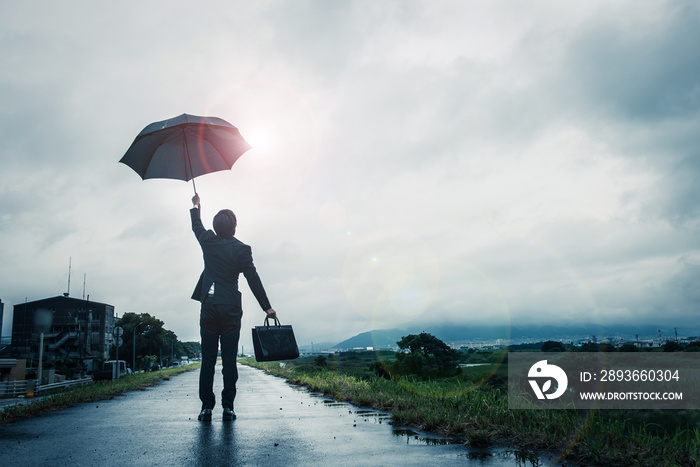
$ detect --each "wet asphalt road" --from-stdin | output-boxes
[0,363,531,466]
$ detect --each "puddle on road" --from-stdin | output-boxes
[321,399,346,407]
[354,406,545,465]
[392,427,457,445]
[390,426,543,465]
[391,426,541,464]
[291,384,546,466]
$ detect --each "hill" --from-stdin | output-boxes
[332,324,693,350]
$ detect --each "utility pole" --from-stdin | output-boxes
[67,257,71,296]
[38,332,44,385]
[133,322,143,373]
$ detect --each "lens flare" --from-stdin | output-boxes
[203,79,322,200]
[342,229,439,327]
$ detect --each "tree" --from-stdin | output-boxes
[112,312,171,370]
[618,344,638,352]
[163,330,183,366]
[662,340,682,352]
[578,342,616,352]
[541,341,566,352]
[314,355,327,367]
[369,361,391,379]
[392,333,460,379]
[181,341,202,359]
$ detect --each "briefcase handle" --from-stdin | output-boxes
[263,317,283,327]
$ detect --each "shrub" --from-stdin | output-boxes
[392,333,460,379]
[541,341,566,352]
[663,340,682,352]
[314,355,327,367]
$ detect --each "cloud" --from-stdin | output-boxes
[563,2,700,122]
[2,1,700,344]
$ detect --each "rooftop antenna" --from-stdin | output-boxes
[82,273,86,300]
[65,256,72,297]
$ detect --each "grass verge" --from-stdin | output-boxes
[0,363,200,426]
[241,358,699,467]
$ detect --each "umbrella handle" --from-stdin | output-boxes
[182,127,197,195]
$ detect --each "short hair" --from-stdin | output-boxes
[213,209,237,238]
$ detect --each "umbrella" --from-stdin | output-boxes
[119,113,252,193]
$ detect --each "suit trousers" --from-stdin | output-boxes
[199,301,242,410]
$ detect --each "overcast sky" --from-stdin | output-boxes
[2,1,699,349]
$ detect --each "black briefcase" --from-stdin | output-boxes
[252,317,300,362]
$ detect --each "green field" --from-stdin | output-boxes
[241,352,699,467]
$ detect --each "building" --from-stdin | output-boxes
[0,358,25,382]
[11,295,116,371]
[0,298,12,359]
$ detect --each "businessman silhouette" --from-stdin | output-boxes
[190,194,276,421]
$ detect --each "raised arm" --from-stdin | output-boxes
[190,194,207,241]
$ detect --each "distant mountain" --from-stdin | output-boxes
[333,329,405,350]
[424,323,615,342]
[332,324,695,350]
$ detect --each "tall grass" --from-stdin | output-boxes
[242,359,699,467]
[0,364,200,426]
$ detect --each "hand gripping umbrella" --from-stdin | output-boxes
[119,113,252,194]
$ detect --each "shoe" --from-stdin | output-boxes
[223,408,236,421]
[198,408,212,421]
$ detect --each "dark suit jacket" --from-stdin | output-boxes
[190,208,271,311]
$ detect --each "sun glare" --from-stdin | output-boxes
[242,125,276,156]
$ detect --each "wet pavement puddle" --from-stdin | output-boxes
[289,381,547,466]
